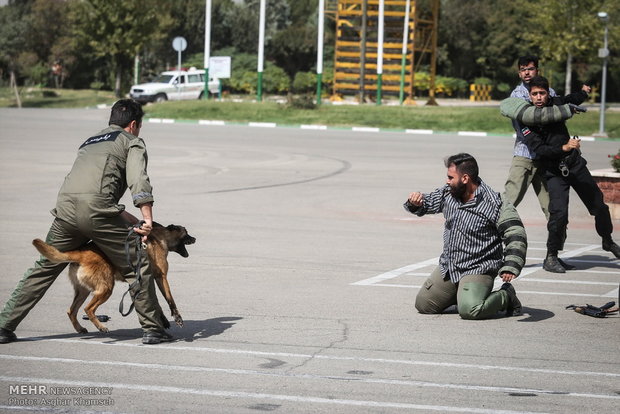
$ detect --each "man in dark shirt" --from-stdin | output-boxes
[521,76,620,272]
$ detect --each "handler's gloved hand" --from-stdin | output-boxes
[568,103,587,114]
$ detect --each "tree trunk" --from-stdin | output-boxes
[10,70,22,108]
[564,53,572,95]
[114,66,122,98]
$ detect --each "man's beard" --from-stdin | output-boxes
[450,181,467,199]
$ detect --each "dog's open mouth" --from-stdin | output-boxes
[177,236,196,258]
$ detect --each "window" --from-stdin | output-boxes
[188,74,201,83]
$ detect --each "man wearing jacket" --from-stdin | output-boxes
[0,99,172,345]
[503,55,558,220]
[519,76,620,272]
[405,153,527,319]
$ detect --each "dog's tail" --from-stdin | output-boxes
[32,239,80,263]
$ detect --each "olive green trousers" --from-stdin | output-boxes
[503,155,550,220]
[415,266,509,320]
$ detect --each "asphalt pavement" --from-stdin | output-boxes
[0,107,618,413]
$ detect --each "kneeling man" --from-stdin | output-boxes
[404,153,527,319]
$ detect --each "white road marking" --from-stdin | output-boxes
[248,122,276,128]
[458,131,487,137]
[1,356,618,401]
[15,339,620,378]
[199,119,225,125]
[351,258,438,285]
[0,376,551,414]
[406,129,434,134]
[353,244,618,298]
[352,127,380,132]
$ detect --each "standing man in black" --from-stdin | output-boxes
[519,76,620,272]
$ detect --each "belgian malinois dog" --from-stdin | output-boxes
[32,223,196,333]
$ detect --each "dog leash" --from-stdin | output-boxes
[119,221,147,317]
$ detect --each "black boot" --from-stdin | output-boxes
[500,283,522,317]
[557,258,576,270]
[543,254,565,273]
[0,328,17,344]
[602,238,620,259]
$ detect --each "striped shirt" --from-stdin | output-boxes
[510,82,557,159]
[404,180,527,283]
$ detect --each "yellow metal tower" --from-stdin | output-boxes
[326,0,438,104]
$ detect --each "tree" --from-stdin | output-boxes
[0,1,30,106]
[524,0,605,94]
[69,0,174,97]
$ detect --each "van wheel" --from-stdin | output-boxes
[154,94,167,103]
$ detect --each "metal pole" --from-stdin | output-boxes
[316,0,325,104]
[257,0,266,102]
[204,0,212,100]
[376,0,384,106]
[399,0,411,105]
[359,0,367,103]
[426,0,439,106]
[598,22,608,136]
[177,48,182,97]
[134,54,140,86]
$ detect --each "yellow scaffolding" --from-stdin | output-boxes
[326,0,438,104]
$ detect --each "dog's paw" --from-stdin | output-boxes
[162,317,171,329]
[78,327,88,334]
[174,314,184,327]
[98,326,109,333]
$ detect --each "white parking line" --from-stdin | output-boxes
[1,356,618,402]
[0,375,550,414]
[20,339,620,378]
[352,244,618,298]
[351,258,438,286]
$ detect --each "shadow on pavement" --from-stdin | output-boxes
[517,307,555,322]
[19,316,243,344]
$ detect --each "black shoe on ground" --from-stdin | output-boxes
[500,283,522,317]
[557,258,576,270]
[0,328,17,344]
[602,240,620,259]
[543,255,566,273]
[142,331,174,345]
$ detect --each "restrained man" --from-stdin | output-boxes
[0,99,172,345]
[404,153,527,319]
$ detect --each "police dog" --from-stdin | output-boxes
[32,223,196,334]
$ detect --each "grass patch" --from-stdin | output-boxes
[145,100,620,138]
[0,87,116,108]
[0,87,617,138]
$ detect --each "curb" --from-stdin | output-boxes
[145,117,613,142]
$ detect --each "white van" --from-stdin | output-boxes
[130,68,219,104]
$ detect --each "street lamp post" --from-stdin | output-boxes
[596,11,609,137]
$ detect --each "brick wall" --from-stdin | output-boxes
[594,176,620,204]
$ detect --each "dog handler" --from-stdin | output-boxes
[405,153,527,319]
[0,99,172,345]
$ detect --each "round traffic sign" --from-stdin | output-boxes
[172,36,187,52]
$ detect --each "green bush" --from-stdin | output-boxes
[263,64,290,94]
[413,72,468,96]
[473,77,492,86]
[292,71,316,93]
[286,94,316,109]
